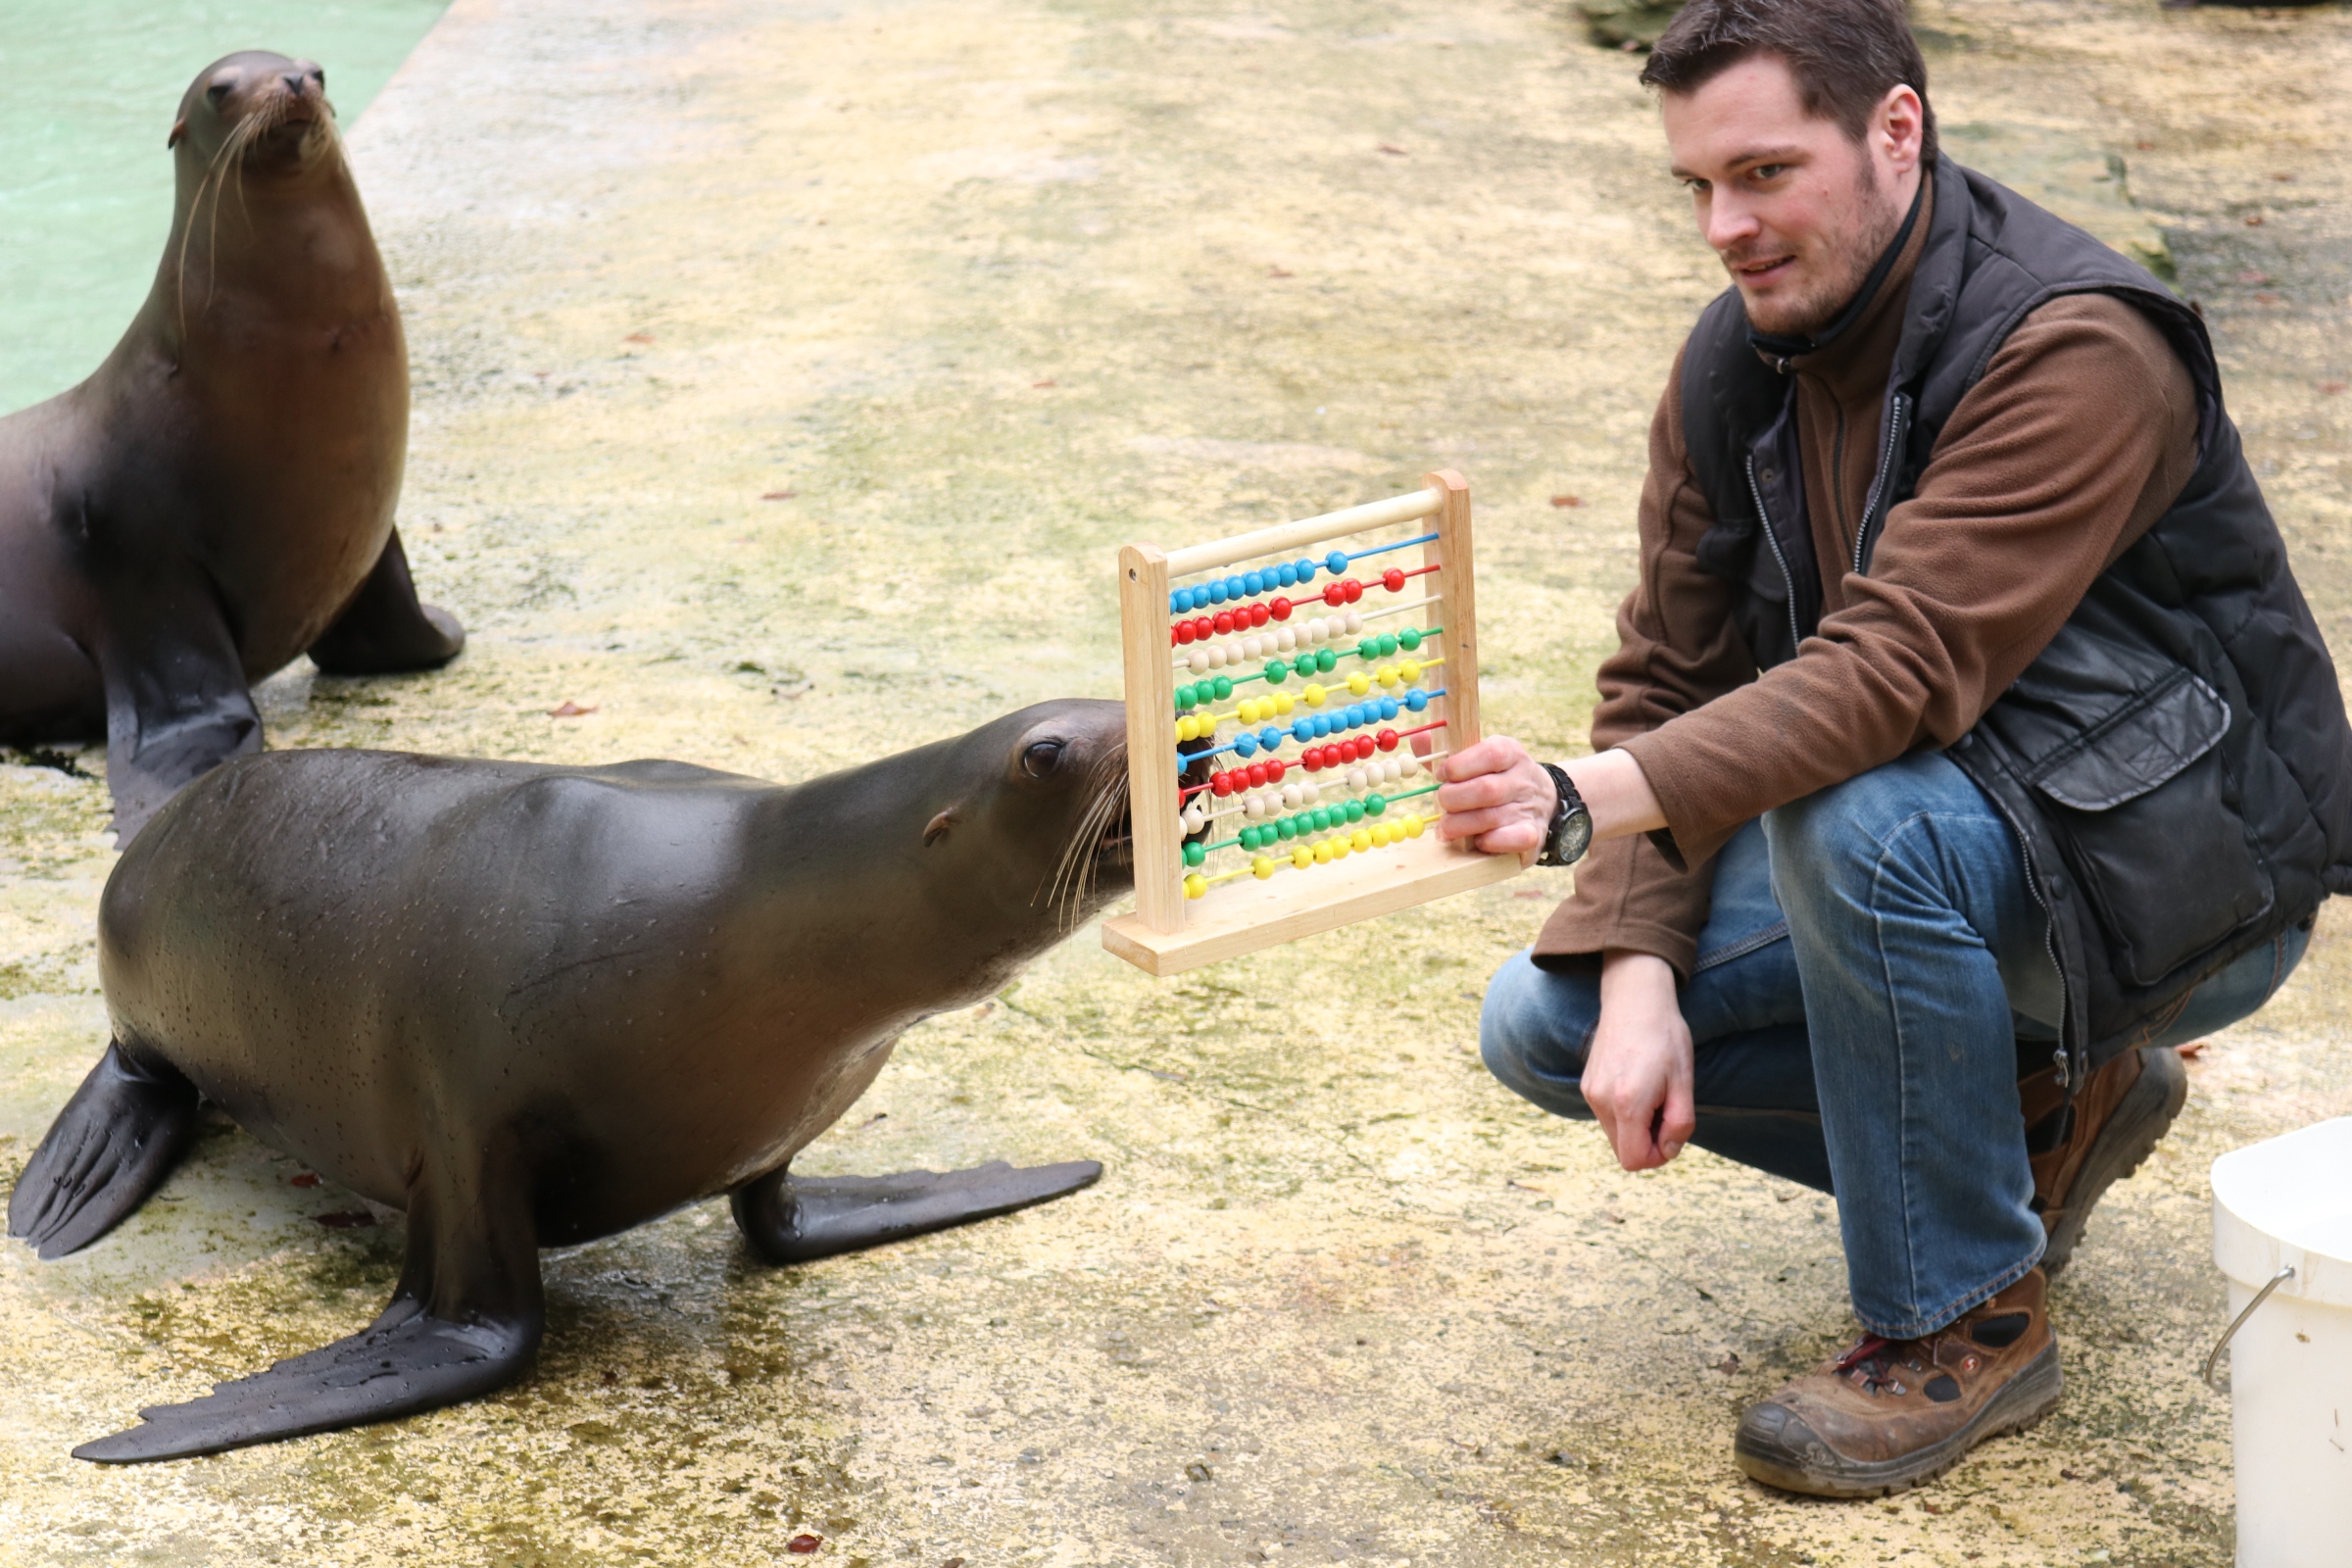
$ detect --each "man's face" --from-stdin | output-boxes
[1661,56,1922,337]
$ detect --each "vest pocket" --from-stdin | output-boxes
[2020,666,2274,988]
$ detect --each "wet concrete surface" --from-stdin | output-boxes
[3,0,2350,1561]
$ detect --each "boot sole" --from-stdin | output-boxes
[1733,1342,2064,1499]
[2041,1045,2187,1278]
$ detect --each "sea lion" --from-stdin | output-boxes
[0,51,464,843]
[8,700,1133,1462]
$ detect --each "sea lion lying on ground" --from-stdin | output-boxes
[0,51,463,842]
[9,700,1133,1461]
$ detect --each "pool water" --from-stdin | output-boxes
[0,0,449,416]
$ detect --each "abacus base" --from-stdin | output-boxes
[1101,833,1526,976]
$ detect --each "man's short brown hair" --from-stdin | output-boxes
[1640,0,1937,165]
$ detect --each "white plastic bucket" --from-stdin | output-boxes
[2209,1116,2352,1568]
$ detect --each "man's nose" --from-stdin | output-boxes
[1704,191,1761,252]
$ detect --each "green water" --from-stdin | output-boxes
[0,0,449,416]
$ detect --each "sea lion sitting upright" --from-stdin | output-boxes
[9,700,1134,1463]
[0,51,464,842]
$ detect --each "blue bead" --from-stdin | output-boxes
[1325,549,1348,574]
[1234,732,1257,759]
[1312,714,1332,738]
[1405,689,1428,712]
[1207,580,1227,605]
[1276,563,1298,587]
[1296,556,1317,581]
[1260,726,1284,750]
[1244,570,1264,595]
[1380,695,1400,720]
[1226,574,1246,599]
[1292,718,1314,742]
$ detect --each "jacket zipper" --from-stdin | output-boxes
[1967,759,2076,1089]
[1853,392,1911,575]
[1744,454,1805,659]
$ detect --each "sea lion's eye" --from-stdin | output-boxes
[207,80,233,107]
[1022,740,1064,778]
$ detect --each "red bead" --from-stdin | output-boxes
[1213,611,1236,635]
[1169,626,1181,647]
[1344,578,1363,603]
[1195,616,1214,642]
[1175,621,1197,645]
[1322,583,1345,607]
[1247,761,1268,788]
[1211,771,1234,797]
[1347,737,1366,761]
[1377,727,1398,752]
[1266,759,1287,782]
[1249,602,1271,627]
[1383,567,1405,593]
[1303,747,1325,771]
[1269,596,1293,621]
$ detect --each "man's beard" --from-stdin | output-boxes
[1729,166,1906,340]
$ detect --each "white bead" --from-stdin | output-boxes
[1308,617,1329,644]
[1398,753,1419,777]
[1188,650,1209,673]
[1348,766,1368,791]
[1301,780,1321,805]
[1206,644,1226,668]
[1343,610,1363,635]
[1276,626,1296,652]
[1182,802,1207,833]
[1245,794,1266,818]
[1383,759,1402,782]
[1243,635,1262,660]
[1281,783,1302,808]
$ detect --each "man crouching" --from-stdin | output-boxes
[1437,0,2352,1497]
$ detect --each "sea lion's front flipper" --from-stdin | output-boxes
[307,528,466,675]
[730,1158,1103,1265]
[8,1042,199,1259]
[74,1141,543,1464]
[98,579,262,845]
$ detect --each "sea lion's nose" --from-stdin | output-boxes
[284,74,306,95]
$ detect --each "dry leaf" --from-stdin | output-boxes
[548,700,598,718]
[1550,494,1582,509]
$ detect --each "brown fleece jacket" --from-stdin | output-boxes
[1536,202,2201,978]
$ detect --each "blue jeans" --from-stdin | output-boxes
[1481,751,2308,1339]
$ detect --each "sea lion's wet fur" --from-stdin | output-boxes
[0,50,463,842]
[10,700,1133,1460]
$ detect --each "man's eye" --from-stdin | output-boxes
[1684,177,1712,195]
[1748,164,1788,182]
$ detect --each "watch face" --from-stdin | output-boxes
[1556,807,1593,866]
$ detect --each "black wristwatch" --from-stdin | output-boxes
[1536,762,1592,868]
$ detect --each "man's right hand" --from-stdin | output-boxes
[1583,950,1697,1171]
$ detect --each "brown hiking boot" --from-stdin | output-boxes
[1734,1270,2062,1497]
[2019,1044,2188,1276]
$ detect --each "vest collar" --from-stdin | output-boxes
[1746,172,1928,371]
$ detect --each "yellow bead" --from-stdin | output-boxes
[1404,814,1426,839]
[1350,827,1372,853]
[1291,845,1313,869]
[1398,660,1421,682]
[1311,840,1333,865]
[1251,856,1275,880]
[1371,822,1394,847]
[1347,672,1371,697]
[1303,683,1326,708]
[1331,835,1350,859]
[1377,663,1398,687]
[1183,873,1207,900]
[1273,691,1295,715]
[1239,699,1259,723]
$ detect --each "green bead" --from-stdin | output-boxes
[1345,799,1365,823]
[1311,808,1332,832]
[1316,647,1338,672]
[1264,660,1287,684]
[1398,627,1423,651]
[1212,675,1234,700]
[1379,632,1398,656]
[1278,815,1298,840]
[1366,793,1388,815]
[1177,684,1197,710]
[1183,841,1205,867]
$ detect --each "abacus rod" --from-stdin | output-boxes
[1193,753,1451,825]
[1161,488,1446,577]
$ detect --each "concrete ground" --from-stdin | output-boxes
[3,0,2351,1562]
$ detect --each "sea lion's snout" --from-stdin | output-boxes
[172,53,333,162]
[968,701,1135,925]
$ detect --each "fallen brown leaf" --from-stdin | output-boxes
[623,332,654,344]
[2321,381,2346,395]
[1032,378,1057,388]
[2237,269,2272,285]
[2245,213,2266,226]
[1267,266,1294,278]
[2256,292,2280,306]
[548,700,598,718]
[1377,143,1407,156]
[761,489,797,500]
[1550,494,1582,509]
[290,1172,320,1188]
[787,1535,823,1555]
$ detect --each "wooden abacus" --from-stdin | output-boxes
[1102,469,1524,975]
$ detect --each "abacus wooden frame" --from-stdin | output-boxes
[1102,469,1523,976]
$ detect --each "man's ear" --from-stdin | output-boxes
[167,119,186,150]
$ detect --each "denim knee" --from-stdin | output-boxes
[1479,949,1599,1122]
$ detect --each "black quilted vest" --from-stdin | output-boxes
[1681,156,2352,1089]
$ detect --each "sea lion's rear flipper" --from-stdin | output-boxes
[73,1138,543,1464]
[99,580,262,845]
[730,1158,1103,1265]
[307,528,466,675]
[8,1042,199,1260]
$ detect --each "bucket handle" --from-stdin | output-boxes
[2201,1265,2296,1394]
